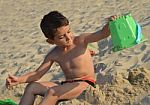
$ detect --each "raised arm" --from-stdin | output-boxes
[83,16,117,44]
[84,23,110,44]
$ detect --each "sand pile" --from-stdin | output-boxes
[57,68,150,105]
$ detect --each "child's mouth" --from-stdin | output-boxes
[66,40,72,45]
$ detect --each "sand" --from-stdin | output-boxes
[0,0,150,105]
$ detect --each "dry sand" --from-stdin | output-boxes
[0,0,150,105]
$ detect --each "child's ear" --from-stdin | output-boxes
[46,39,55,44]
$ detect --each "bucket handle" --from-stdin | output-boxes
[136,23,142,44]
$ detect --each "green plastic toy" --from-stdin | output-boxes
[109,13,144,52]
[0,99,18,105]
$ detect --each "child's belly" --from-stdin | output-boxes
[63,67,94,80]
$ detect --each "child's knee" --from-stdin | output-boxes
[47,88,55,96]
[46,88,59,99]
[25,82,38,93]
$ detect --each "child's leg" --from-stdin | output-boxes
[39,81,89,105]
[19,81,58,105]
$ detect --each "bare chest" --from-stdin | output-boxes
[55,45,88,70]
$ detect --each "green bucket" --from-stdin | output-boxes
[109,13,144,52]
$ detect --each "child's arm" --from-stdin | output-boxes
[83,16,117,44]
[18,58,54,83]
[6,53,54,87]
[85,23,110,43]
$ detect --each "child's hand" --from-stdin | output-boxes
[108,15,118,21]
[6,74,20,89]
[101,15,118,37]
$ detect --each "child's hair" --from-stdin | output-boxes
[40,11,69,39]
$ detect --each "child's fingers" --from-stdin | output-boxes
[111,15,117,20]
[6,79,17,89]
[8,74,18,82]
[108,15,118,21]
[6,78,11,89]
[8,74,15,79]
[6,77,11,85]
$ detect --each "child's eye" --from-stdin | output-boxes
[59,36,64,39]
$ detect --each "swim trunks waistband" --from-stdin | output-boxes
[61,79,96,88]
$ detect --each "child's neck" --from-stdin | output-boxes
[62,44,75,52]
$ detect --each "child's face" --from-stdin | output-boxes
[48,25,74,47]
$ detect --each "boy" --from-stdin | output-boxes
[6,11,116,105]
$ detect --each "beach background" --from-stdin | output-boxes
[0,0,150,105]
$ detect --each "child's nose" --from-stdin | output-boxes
[65,34,70,40]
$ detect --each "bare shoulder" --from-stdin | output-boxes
[44,46,60,62]
[74,33,93,44]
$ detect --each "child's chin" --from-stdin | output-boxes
[65,43,72,46]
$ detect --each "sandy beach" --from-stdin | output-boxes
[0,0,150,105]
